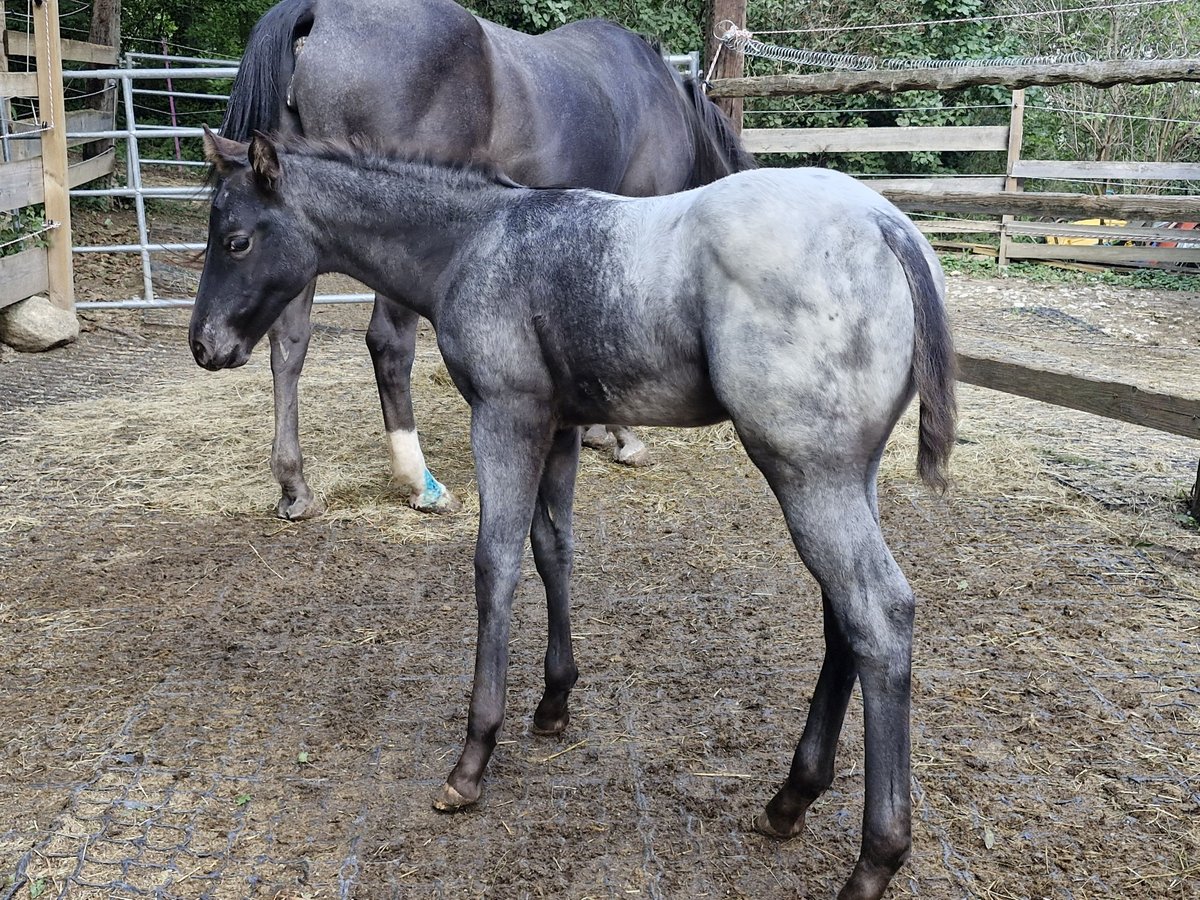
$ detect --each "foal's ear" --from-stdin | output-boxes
[248,132,282,193]
[202,125,249,176]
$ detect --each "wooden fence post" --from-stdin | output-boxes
[704,0,746,133]
[998,88,1025,268]
[32,0,74,311]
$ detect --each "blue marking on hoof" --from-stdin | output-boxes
[423,469,442,497]
[410,469,461,514]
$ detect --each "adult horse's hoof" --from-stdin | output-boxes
[531,707,570,736]
[276,491,324,521]
[611,427,651,467]
[614,444,652,467]
[432,781,478,812]
[581,424,616,450]
[406,470,462,515]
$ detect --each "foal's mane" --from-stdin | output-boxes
[205,132,527,191]
[277,135,526,189]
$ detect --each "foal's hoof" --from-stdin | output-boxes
[752,809,806,840]
[276,492,325,521]
[432,782,479,812]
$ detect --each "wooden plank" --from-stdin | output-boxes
[1005,221,1200,243]
[883,188,1200,220]
[998,89,1024,267]
[0,246,49,309]
[957,353,1200,440]
[0,3,10,127]
[4,29,118,65]
[0,155,43,207]
[0,70,37,97]
[709,58,1200,98]
[1012,159,1200,181]
[68,147,114,187]
[1004,242,1200,264]
[32,0,73,311]
[4,110,114,161]
[860,176,1007,193]
[915,219,1002,234]
[743,125,1009,154]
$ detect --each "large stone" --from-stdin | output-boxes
[0,294,79,352]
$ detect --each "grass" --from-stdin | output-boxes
[938,250,1200,292]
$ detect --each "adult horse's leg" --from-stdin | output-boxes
[269,282,322,520]
[434,402,555,810]
[529,427,582,735]
[366,297,460,513]
[751,456,914,900]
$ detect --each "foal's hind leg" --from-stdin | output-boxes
[366,296,460,514]
[530,427,582,735]
[755,594,857,838]
[268,283,322,520]
[753,460,915,900]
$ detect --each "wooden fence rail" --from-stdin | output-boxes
[0,0,118,312]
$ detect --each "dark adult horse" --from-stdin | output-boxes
[217,0,755,520]
[194,131,957,900]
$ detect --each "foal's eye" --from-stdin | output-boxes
[226,235,251,254]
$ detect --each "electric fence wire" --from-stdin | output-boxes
[751,0,1187,34]
[718,26,1089,71]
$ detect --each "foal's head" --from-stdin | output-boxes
[190,128,315,370]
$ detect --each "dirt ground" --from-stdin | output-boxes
[1,238,1199,899]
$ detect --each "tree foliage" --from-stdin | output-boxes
[121,0,275,58]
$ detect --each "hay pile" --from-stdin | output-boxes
[0,324,1190,561]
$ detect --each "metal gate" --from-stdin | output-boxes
[70,50,699,311]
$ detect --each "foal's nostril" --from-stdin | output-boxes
[190,337,211,366]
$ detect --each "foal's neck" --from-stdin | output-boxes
[292,153,510,321]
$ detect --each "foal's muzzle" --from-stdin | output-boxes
[189,328,251,370]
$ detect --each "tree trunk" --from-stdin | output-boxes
[84,0,120,160]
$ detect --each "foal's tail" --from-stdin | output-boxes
[679,75,758,186]
[221,0,315,141]
[875,214,958,493]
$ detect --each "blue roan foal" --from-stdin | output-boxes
[192,130,957,900]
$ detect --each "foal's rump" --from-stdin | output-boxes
[693,168,951,474]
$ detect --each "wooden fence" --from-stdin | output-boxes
[740,90,1200,269]
[1,0,118,312]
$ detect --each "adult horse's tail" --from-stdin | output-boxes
[875,214,957,493]
[679,75,758,186]
[222,0,315,141]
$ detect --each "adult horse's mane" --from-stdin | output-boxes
[680,74,758,184]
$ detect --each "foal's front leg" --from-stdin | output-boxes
[268,283,322,520]
[434,402,556,811]
[366,297,460,513]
